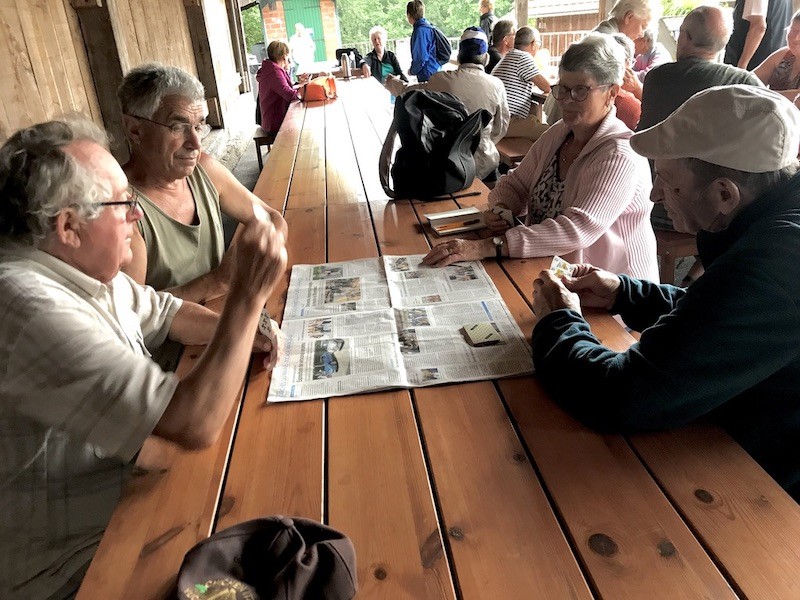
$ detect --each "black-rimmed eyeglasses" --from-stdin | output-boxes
[95,187,140,215]
[131,115,212,139]
[551,83,612,102]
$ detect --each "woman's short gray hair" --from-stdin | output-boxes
[118,63,205,119]
[609,0,654,21]
[560,33,625,85]
[611,32,635,64]
[369,25,388,44]
[0,118,111,245]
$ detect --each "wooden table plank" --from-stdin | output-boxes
[416,382,594,599]
[325,97,368,205]
[631,425,800,599]
[329,392,456,599]
[289,101,327,209]
[503,377,738,600]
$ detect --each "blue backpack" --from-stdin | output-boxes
[432,26,452,65]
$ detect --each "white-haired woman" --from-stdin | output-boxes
[423,33,658,282]
[593,0,659,41]
[363,26,408,83]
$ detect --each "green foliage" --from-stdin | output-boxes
[337,0,513,45]
[661,0,704,17]
[242,5,265,51]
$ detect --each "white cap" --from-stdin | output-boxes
[631,85,800,173]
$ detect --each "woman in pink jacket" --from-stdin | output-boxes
[257,41,301,134]
[424,33,658,281]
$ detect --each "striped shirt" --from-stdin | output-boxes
[491,48,540,119]
[0,244,181,598]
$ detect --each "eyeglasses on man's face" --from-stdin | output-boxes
[551,83,611,102]
[132,115,211,139]
[95,186,140,216]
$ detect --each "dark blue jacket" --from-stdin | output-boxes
[532,173,800,501]
[410,18,441,82]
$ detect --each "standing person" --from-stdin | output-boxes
[0,118,286,598]
[257,41,302,135]
[753,9,800,100]
[611,33,642,129]
[724,0,791,70]
[530,85,800,503]
[486,18,516,73]
[633,28,670,83]
[479,0,498,41]
[362,25,408,83]
[289,23,317,76]
[492,26,551,140]
[406,0,441,82]
[424,33,658,283]
[386,28,509,183]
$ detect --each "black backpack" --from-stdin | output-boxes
[432,26,452,65]
[379,90,490,199]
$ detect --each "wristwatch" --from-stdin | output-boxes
[492,236,504,260]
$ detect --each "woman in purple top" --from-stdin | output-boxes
[754,9,800,101]
[257,41,301,134]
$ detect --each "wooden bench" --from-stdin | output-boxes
[655,229,698,285]
[496,136,533,168]
[253,127,276,171]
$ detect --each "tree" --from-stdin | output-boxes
[337,0,513,46]
[242,4,265,53]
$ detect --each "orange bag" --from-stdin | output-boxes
[301,75,337,102]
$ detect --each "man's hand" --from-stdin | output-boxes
[230,205,287,302]
[254,319,284,370]
[533,270,581,319]
[422,238,493,267]
[561,264,621,310]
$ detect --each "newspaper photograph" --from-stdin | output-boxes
[268,255,534,401]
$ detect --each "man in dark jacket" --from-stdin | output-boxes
[531,85,800,502]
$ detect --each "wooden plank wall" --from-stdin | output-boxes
[0,0,101,143]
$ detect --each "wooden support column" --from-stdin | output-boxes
[515,0,528,27]
[226,0,249,94]
[69,0,127,160]
[184,0,224,127]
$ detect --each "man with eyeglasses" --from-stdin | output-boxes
[118,64,288,305]
[485,18,516,73]
[0,117,287,598]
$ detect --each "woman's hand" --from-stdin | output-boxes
[361,63,371,78]
[482,209,509,233]
[422,238,493,267]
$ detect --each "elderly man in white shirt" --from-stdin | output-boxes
[0,118,287,598]
[386,27,510,183]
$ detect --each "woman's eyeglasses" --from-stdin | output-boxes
[551,83,612,102]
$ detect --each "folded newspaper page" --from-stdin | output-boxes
[268,255,534,401]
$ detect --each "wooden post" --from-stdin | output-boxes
[226,0,249,94]
[183,0,223,127]
[69,0,128,161]
[515,0,528,27]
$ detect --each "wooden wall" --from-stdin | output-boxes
[0,0,101,143]
[0,0,243,156]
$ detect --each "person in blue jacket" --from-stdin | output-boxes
[531,85,800,502]
[406,0,441,82]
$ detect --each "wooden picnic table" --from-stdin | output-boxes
[78,76,800,600]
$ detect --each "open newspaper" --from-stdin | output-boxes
[268,254,534,401]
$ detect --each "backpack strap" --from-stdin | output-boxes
[378,118,398,199]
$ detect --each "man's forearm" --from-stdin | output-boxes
[165,269,227,305]
[168,302,220,346]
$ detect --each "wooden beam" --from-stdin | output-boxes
[70,2,127,160]
[183,1,224,127]
[226,0,250,93]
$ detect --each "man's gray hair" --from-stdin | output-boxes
[683,157,800,197]
[560,33,625,85]
[640,28,656,47]
[682,6,731,54]
[514,26,541,49]
[492,19,516,47]
[609,0,656,21]
[118,63,205,119]
[0,118,111,246]
[611,32,635,63]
